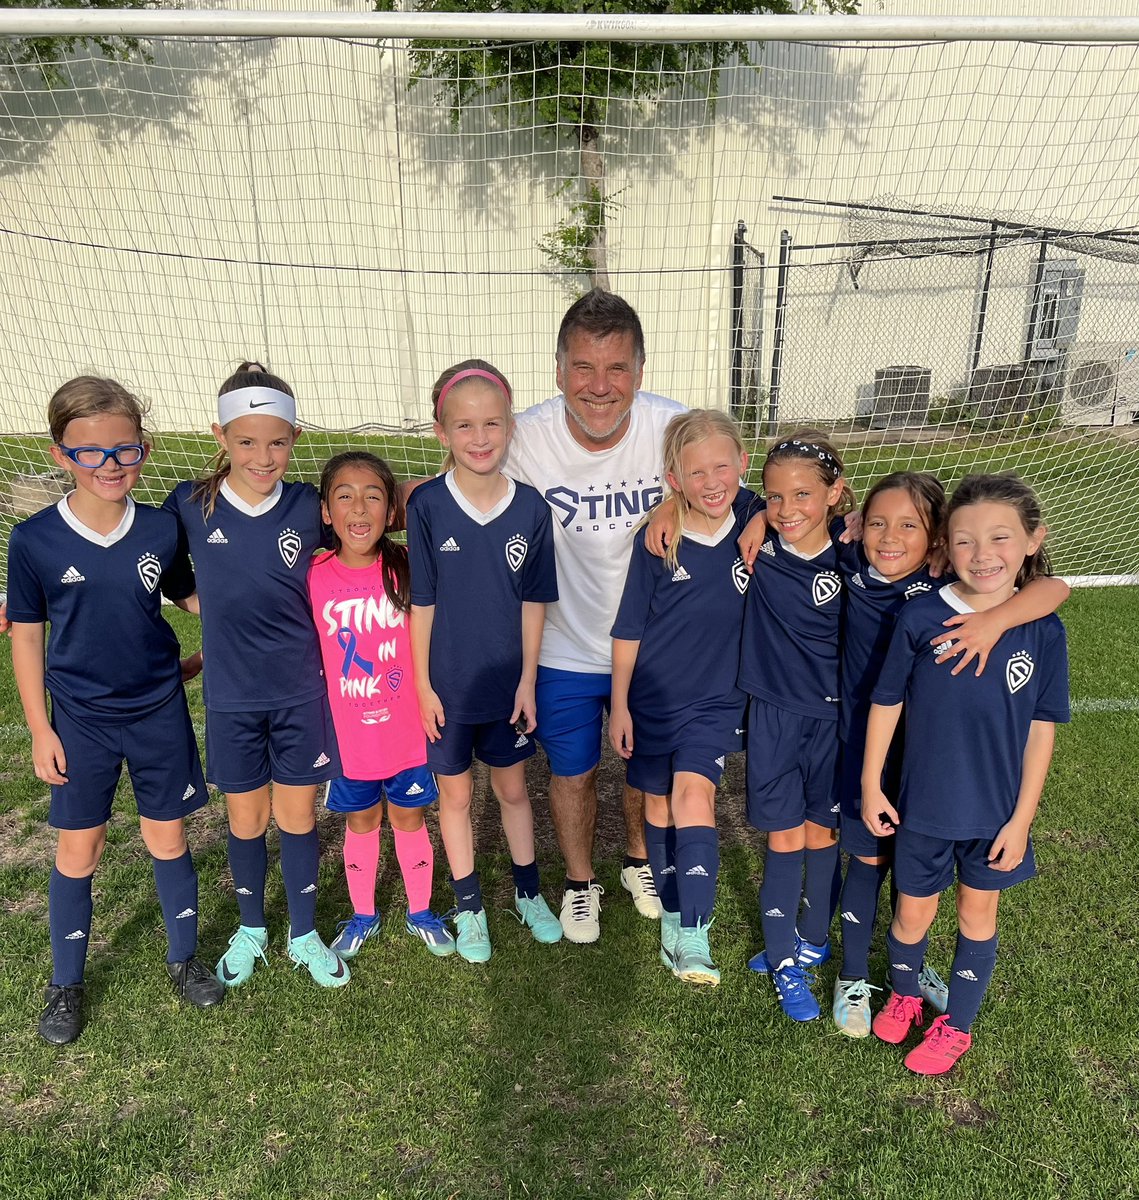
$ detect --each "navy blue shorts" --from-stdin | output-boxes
[49,690,208,831]
[427,716,536,776]
[745,697,839,833]
[205,694,341,793]
[326,765,439,813]
[894,826,1037,897]
[838,736,900,859]
[626,744,732,797]
[533,666,611,777]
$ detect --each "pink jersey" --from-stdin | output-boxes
[308,550,427,781]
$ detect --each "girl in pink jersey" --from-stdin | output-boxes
[309,452,455,959]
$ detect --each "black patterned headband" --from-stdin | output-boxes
[765,439,842,479]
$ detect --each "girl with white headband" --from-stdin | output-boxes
[407,358,562,962]
[163,362,348,990]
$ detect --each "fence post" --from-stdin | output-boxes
[767,230,792,435]
[730,220,746,415]
[969,222,999,384]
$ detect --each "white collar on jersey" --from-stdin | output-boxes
[56,495,136,548]
[777,532,831,561]
[867,563,893,583]
[939,582,975,614]
[221,477,283,516]
[444,470,516,525]
[684,511,737,548]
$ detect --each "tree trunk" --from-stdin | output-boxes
[579,120,610,292]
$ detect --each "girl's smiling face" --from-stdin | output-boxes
[213,413,299,505]
[434,382,512,477]
[321,463,394,568]
[948,500,1046,609]
[862,487,932,581]
[667,433,747,528]
[763,460,844,556]
[50,412,149,510]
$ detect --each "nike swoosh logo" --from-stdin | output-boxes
[220,962,239,981]
[248,400,276,408]
[330,959,345,978]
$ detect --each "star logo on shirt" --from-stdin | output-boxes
[1006,650,1035,694]
[505,534,528,573]
[812,571,842,607]
[731,557,750,595]
[278,527,302,569]
[136,552,161,594]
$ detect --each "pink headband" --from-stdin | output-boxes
[434,368,512,421]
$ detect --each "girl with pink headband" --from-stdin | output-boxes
[408,358,563,961]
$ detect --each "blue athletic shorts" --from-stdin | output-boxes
[533,666,611,777]
[205,694,341,793]
[427,716,536,776]
[894,826,1037,896]
[626,743,731,797]
[326,765,439,813]
[745,697,839,833]
[837,736,900,859]
[49,690,208,831]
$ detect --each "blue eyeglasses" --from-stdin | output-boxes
[56,444,147,468]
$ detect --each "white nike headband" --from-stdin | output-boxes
[217,385,297,428]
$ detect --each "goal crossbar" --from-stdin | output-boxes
[2,11,1139,45]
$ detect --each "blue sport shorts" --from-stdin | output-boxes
[745,697,839,833]
[326,764,439,812]
[894,826,1036,897]
[533,666,611,777]
[427,717,536,776]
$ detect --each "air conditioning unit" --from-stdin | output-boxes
[1062,343,1139,426]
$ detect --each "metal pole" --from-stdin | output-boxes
[1024,238,1050,362]
[767,230,791,436]
[970,222,999,383]
[730,221,745,417]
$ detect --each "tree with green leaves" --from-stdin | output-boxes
[1,0,152,87]
[379,0,858,289]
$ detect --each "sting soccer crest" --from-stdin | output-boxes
[812,571,841,607]
[505,534,528,572]
[732,557,750,595]
[136,552,161,594]
[278,527,302,569]
[1006,651,1034,694]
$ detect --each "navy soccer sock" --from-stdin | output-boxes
[945,933,998,1033]
[49,867,93,988]
[644,820,678,914]
[227,831,268,928]
[511,859,540,900]
[799,843,840,946]
[151,850,199,964]
[279,828,319,940]
[886,926,927,998]
[759,847,804,968]
[451,870,483,914]
[675,826,719,927]
[839,857,890,980]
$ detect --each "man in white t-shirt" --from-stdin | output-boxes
[504,290,685,943]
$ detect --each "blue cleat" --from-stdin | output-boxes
[406,909,457,957]
[768,958,820,1022]
[330,912,382,960]
[748,932,831,975]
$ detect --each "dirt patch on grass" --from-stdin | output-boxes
[0,809,55,869]
[902,1090,997,1128]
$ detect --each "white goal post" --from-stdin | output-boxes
[1,9,1138,585]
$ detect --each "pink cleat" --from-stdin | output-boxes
[904,1014,973,1075]
[872,991,923,1044]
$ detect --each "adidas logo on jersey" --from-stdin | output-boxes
[760,541,776,558]
[841,911,861,923]
[671,565,691,582]
[207,528,228,545]
[181,783,196,802]
[956,968,979,981]
[764,907,784,917]
[1006,650,1035,694]
[312,752,331,768]
[905,580,932,599]
[439,536,461,552]
[301,883,317,895]
[60,566,85,584]
[175,907,197,919]
[685,865,709,877]
[714,755,725,768]
[64,929,87,940]
[851,572,866,589]
[405,782,424,796]
[514,734,529,748]
[830,802,841,813]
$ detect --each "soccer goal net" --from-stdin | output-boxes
[2,10,1138,585]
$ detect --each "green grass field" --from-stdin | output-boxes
[0,589,1137,1199]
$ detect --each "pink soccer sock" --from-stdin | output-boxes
[393,823,434,914]
[343,827,380,916]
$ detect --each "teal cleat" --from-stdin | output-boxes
[832,976,880,1038]
[454,908,492,964]
[918,963,949,1014]
[287,929,350,987]
[674,921,720,986]
[659,910,682,973]
[216,925,268,988]
[513,892,563,944]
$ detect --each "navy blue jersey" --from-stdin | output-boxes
[6,497,195,723]
[164,479,326,712]
[838,541,936,745]
[738,516,847,721]
[408,473,558,723]
[610,490,756,753]
[872,586,1070,839]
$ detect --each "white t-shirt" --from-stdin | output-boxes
[505,390,686,674]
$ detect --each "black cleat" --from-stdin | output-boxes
[38,984,84,1045]
[166,957,225,1008]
